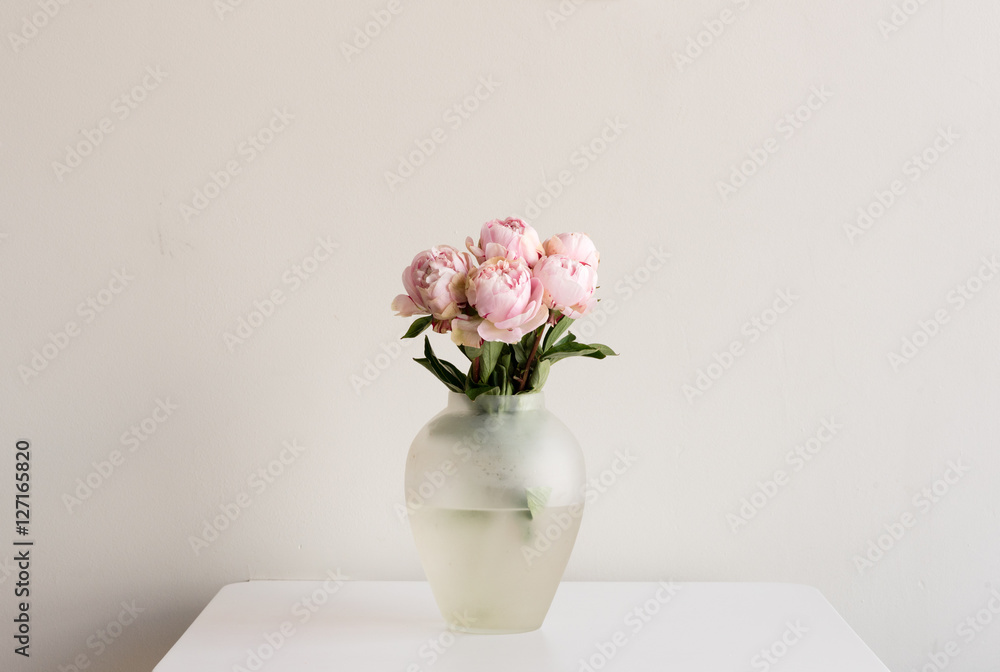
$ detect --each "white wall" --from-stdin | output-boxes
[2,1,999,670]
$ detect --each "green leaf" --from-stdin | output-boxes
[439,358,468,383]
[465,385,501,400]
[498,352,511,378]
[479,341,503,384]
[512,341,527,366]
[459,345,482,361]
[413,358,465,393]
[401,315,433,339]
[419,336,466,391]
[581,343,618,359]
[545,350,599,362]
[543,317,574,352]
[423,335,445,366]
[526,486,552,520]
[494,364,510,395]
[528,359,551,391]
[541,341,600,363]
[553,332,577,349]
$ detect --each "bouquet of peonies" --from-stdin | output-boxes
[391,217,616,398]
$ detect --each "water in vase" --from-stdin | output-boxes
[409,505,582,633]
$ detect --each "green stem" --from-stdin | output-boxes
[518,325,545,392]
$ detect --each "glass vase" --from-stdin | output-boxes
[404,392,586,634]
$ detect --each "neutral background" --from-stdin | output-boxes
[2,1,998,670]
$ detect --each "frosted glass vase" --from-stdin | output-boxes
[404,392,586,634]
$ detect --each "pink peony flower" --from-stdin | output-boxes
[391,246,472,322]
[450,314,484,348]
[533,254,598,319]
[466,218,544,267]
[543,232,600,268]
[467,255,548,343]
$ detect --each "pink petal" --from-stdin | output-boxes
[391,294,421,317]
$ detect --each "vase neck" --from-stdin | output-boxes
[447,392,546,413]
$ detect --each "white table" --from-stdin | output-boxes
[154,581,889,671]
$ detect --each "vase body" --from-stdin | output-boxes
[404,392,585,634]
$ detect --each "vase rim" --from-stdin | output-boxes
[447,391,546,412]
